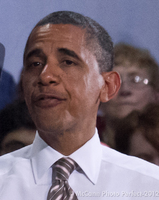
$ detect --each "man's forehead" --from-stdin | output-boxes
[25,24,87,49]
[29,24,86,43]
[24,23,90,61]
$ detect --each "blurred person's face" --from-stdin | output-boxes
[129,130,159,166]
[100,65,157,119]
[0,128,36,155]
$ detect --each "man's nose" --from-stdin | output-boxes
[38,62,61,86]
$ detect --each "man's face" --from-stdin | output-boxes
[22,24,104,135]
[101,65,157,119]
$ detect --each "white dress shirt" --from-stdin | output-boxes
[0,129,159,200]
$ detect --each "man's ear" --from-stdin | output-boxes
[100,71,121,103]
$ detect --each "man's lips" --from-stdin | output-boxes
[33,93,66,108]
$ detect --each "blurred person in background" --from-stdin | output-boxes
[0,42,17,110]
[98,43,159,147]
[115,103,159,166]
[0,100,36,155]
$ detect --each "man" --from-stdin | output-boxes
[99,43,159,147]
[0,11,159,200]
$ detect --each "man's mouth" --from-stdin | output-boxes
[33,93,66,108]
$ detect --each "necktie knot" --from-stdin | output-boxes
[54,157,77,181]
[47,157,78,200]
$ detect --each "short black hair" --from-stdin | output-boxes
[24,11,113,73]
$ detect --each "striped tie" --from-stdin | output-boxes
[47,157,78,200]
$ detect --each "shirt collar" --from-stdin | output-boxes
[70,128,102,184]
[31,129,102,185]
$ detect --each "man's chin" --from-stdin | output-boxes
[37,124,64,136]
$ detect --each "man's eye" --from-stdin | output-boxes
[64,60,75,65]
[30,62,43,67]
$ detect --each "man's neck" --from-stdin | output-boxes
[38,125,96,155]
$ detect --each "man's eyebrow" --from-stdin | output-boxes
[25,49,45,60]
[58,48,80,60]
